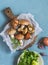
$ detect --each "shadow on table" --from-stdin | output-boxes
[0,36,11,53]
[0,11,11,53]
[13,50,23,65]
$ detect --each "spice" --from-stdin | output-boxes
[37,38,45,49]
[40,52,48,56]
[38,44,44,49]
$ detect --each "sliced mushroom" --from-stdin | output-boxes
[20,25,25,29]
[19,19,30,25]
[25,32,31,40]
[19,40,23,46]
[15,34,24,40]
[23,27,28,35]
[18,25,25,32]
[28,24,35,34]
[6,28,16,35]
[10,34,14,38]
[10,18,19,29]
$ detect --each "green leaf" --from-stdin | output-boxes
[10,36,20,48]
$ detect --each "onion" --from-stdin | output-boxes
[43,37,48,46]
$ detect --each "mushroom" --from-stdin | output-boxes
[19,19,30,25]
[10,34,14,38]
[23,27,28,35]
[18,25,25,32]
[6,28,16,35]
[15,34,24,40]
[10,18,19,29]
[18,25,28,35]
[28,24,35,34]
[25,32,31,40]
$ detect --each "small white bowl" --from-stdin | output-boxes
[17,51,44,65]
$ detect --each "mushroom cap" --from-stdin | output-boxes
[15,34,24,40]
[6,28,16,35]
[25,32,31,40]
[19,19,30,25]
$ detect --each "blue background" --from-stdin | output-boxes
[0,0,48,65]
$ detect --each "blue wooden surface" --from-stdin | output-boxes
[0,0,48,65]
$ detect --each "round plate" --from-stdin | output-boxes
[17,51,44,65]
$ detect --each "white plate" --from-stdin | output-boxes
[17,51,44,65]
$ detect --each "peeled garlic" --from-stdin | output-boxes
[19,40,23,46]
[10,35,14,38]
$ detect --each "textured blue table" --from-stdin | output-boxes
[0,0,48,65]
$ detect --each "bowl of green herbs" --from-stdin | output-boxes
[17,50,44,65]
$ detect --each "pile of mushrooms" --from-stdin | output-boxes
[6,18,35,40]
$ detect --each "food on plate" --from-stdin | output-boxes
[10,18,19,29]
[10,37,21,48]
[19,19,30,25]
[28,24,35,34]
[18,25,28,35]
[6,28,16,35]
[17,50,39,65]
[19,40,23,46]
[6,18,35,48]
[15,34,24,40]
[6,19,35,40]
[18,25,25,32]
[25,32,31,39]
[0,7,42,52]
[22,27,28,35]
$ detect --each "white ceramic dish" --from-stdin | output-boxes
[17,51,44,65]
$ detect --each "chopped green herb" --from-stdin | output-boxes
[18,50,39,65]
[10,36,20,48]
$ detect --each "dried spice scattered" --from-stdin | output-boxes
[39,52,48,56]
[37,38,45,49]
